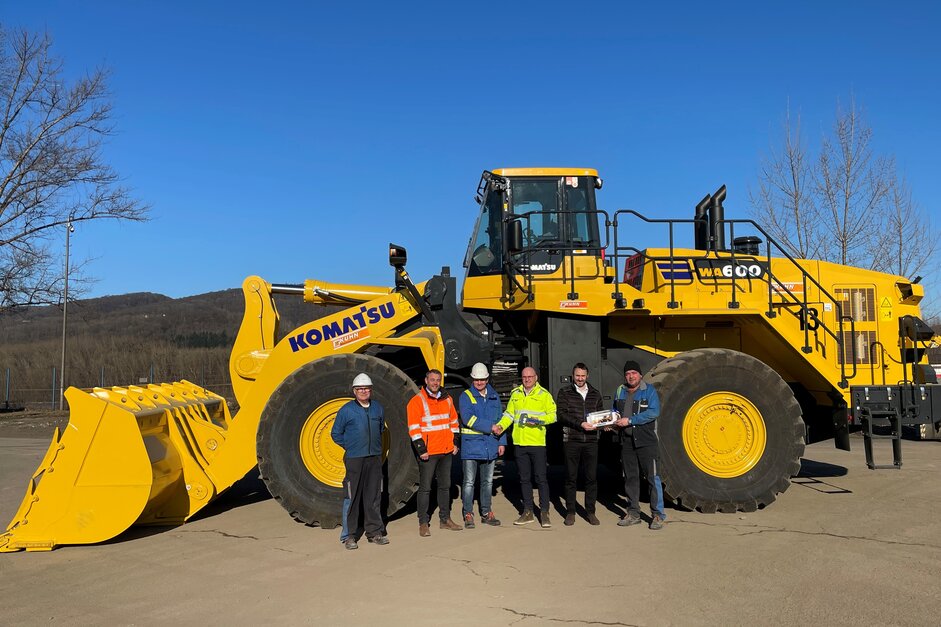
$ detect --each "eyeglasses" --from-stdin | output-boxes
[353,387,371,392]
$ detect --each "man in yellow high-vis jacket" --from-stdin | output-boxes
[495,367,557,528]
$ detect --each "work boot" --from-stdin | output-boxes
[649,515,664,530]
[344,538,358,550]
[540,511,552,528]
[367,534,390,545]
[564,513,576,526]
[514,510,535,525]
[481,512,501,526]
[617,513,642,527]
[464,513,475,529]
[440,517,462,531]
[419,523,431,537]
[587,512,601,526]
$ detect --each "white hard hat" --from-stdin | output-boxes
[470,363,489,379]
[352,373,373,387]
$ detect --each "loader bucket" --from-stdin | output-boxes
[1,381,233,552]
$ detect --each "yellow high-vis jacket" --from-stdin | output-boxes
[497,383,557,446]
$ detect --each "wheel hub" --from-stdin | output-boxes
[682,391,767,478]
[299,399,350,487]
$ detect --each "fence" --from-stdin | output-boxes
[0,366,235,411]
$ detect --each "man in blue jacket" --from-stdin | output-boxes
[458,363,507,528]
[331,373,389,549]
[613,360,666,530]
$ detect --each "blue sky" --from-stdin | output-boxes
[4,1,939,306]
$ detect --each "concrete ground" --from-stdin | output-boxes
[1,434,939,626]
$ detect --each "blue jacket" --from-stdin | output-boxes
[458,384,507,460]
[331,399,385,458]
[613,380,660,449]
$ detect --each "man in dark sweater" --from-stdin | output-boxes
[556,362,605,526]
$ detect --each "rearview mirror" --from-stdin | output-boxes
[389,244,407,267]
[507,219,523,255]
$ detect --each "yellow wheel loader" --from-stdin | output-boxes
[3,167,938,551]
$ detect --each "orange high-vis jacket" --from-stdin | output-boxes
[407,387,459,455]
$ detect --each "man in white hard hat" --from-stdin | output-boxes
[458,362,506,528]
[331,373,389,549]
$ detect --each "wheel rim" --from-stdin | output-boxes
[682,391,767,478]
[299,398,392,488]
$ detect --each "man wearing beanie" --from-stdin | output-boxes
[613,360,666,530]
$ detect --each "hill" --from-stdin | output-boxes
[0,289,344,407]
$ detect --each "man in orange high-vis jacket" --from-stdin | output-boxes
[407,369,462,537]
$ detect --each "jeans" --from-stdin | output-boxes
[339,496,351,541]
[621,441,666,519]
[564,440,598,515]
[516,445,549,514]
[417,453,453,524]
[462,458,496,517]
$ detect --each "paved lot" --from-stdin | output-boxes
[1,434,939,626]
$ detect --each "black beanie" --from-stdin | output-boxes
[623,360,642,375]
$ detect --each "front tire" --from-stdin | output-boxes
[256,354,419,527]
[645,348,805,513]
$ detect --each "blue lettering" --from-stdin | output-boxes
[322,321,342,340]
[342,316,358,333]
[352,307,367,327]
[366,306,381,324]
[289,334,308,352]
[305,328,322,346]
[379,302,395,319]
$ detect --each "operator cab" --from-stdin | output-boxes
[464,168,603,278]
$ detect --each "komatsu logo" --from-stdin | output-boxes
[529,263,557,272]
[288,303,396,352]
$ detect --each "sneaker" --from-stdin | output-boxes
[540,511,551,528]
[464,513,475,529]
[649,515,664,530]
[440,517,462,531]
[514,510,535,525]
[481,512,501,526]
[564,513,576,526]
[343,538,358,550]
[367,534,390,545]
[617,514,642,527]
[587,513,601,526]
[419,523,431,537]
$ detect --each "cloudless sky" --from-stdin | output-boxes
[4,1,940,306]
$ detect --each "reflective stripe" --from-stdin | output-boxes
[467,415,478,427]
[424,424,451,432]
[464,389,477,405]
[422,413,451,423]
[410,434,423,441]
[460,428,485,435]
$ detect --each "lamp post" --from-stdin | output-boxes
[59,218,74,410]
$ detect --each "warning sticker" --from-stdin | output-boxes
[880,297,892,308]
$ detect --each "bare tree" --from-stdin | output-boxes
[749,105,822,259]
[814,98,892,268]
[752,97,935,282]
[0,27,147,311]
[869,173,938,279]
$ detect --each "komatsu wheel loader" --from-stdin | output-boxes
[3,167,938,551]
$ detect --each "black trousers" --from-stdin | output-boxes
[417,453,453,524]
[564,440,598,514]
[516,445,549,514]
[344,455,383,539]
[620,441,660,516]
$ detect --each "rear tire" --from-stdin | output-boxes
[257,354,419,527]
[645,348,805,513]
